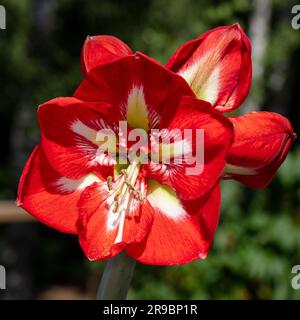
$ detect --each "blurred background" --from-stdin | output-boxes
[0,0,300,299]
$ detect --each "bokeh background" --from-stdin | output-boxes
[0,0,300,299]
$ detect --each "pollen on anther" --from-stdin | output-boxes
[113,202,118,213]
[107,176,113,190]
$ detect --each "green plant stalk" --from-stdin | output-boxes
[96,252,136,300]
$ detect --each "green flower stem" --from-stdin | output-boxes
[96,252,136,300]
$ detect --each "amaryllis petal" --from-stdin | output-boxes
[38,97,116,179]
[126,181,220,265]
[77,180,152,261]
[81,35,132,76]
[182,184,221,258]
[224,111,296,188]
[146,96,233,199]
[75,53,195,130]
[166,24,252,112]
[17,145,102,234]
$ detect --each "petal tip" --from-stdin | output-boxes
[231,22,241,30]
[199,252,208,259]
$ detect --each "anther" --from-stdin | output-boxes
[113,201,118,213]
[107,176,113,190]
[134,190,144,202]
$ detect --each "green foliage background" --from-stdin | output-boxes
[0,0,299,299]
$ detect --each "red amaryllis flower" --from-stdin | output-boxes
[17,23,295,266]
[18,50,233,265]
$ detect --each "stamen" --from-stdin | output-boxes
[107,176,113,190]
[121,169,128,178]
[109,159,143,218]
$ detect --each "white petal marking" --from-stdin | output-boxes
[71,119,118,166]
[126,86,149,131]
[198,64,220,105]
[178,50,220,104]
[179,59,203,85]
[124,85,160,129]
[71,120,97,142]
[54,174,102,193]
[147,179,186,220]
